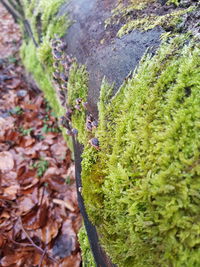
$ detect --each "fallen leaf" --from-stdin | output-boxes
[7,79,21,89]
[0,151,14,172]
[36,218,61,244]
[51,142,68,162]
[21,103,38,111]
[58,253,81,267]
[22,201,48,230]
[3,185,19,200]
[53,198,75,212]
[17,187,38,214]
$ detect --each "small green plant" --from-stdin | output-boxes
[50,111,56,117]
[10,106,23,115]
[43,114,50,122]
[41,123,60,133]
[32,158,49,177]
[36,134,45,141]
[7,55,18,63]
[19,126,34,136]
[65,176,71,185]
[44,101,52,113]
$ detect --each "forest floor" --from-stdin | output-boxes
[0,4,82,267]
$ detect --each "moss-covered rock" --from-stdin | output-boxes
[81,35,200,266]
[78,226,96,267]
[20,0,76,149]
[16,0,200,266]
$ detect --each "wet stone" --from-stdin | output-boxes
[62,0,163,116]
[17,90,27,97]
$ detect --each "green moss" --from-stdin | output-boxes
[117,6,195,37]
[167,0,180,6]
[67,62,89,144]
[20,40,73,150]
[105,0,155,28]
[20,0,74,150]
[81,35,200,266]
[20,41,61,113]
[106,0,197,38]
[78,226,96,267]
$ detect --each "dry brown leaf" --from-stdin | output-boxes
[36,218,61,244]
[53,198,75,212]
[46,176,67,193]
[51,142,68,162]
[22,201,48,230]
[43,167,61,178]
[58,253,81,267]
[1,171,17,186]
[0,249,33,267]
[7,79,21,89]
[17,188,38,214]
[43,133,57,145]
[0,234,6,248]
[17,169,38,187]
[21,103,38,111]
[0,151,14,172]
[21,137,35,148]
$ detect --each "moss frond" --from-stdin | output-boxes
[82,36,200,266]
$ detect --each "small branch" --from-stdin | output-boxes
[0,0,23,22]
[39,247,47,267]
[23,19,38,47]
[19,217,58,264]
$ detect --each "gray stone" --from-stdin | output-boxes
[61,0,163,116]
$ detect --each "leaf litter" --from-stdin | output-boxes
[0,4,82,267]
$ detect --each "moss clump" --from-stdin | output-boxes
[22,0,69,43]
[167,0,180,6]
[20,43,74,151]
[20,0,74,149]
[81,35,200,266]
[67,62,89,144]
[106,0,197,38]
[117,5,195,37]
[21,41,63,115]
[78,226,96,267]
[23,0,70,74]
[105,0,155,29]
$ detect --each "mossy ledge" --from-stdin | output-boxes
[105,0,198,38]
[78,226,96,267]
[20,0,90,150]
[19,1,200,266]
[81,35,200,266]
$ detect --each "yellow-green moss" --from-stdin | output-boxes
[78,226,96,267]
[67,62,89,144]
[81,35,200,266]
[167,0,180,6]
[106,0,196,38]
[20,0,74,150]
[117,5,195,37]
[105,0,155,28]
[22,0,69,43]
[20,1,72,149]
[20,41,62,114]
[20,41,73,149]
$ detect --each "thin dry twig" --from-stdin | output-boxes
[38,247,47,267]
[19,217,58,264]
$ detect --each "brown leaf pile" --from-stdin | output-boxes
[0,4,82,267]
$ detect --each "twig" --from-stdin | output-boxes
[39,185,45,206]
[19,217,58,264]
[8,236,33,247]
[39,247,47,267]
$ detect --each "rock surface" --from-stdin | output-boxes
[62,0,163,116]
